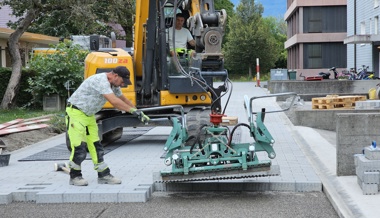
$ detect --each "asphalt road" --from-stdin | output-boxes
[1,191,338,218]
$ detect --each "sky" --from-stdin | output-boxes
[230,0,287,17]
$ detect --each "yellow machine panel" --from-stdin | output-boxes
[84,48,136,108]
[160,90,211,106]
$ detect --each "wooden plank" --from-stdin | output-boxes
[0,124,49,136]
[0,119,24,130]
[23,114,54,122]
[6,118,51,129]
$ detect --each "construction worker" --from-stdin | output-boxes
[65,66,150,186]
[167,13,196,57]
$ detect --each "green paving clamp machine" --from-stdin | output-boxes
[158,92,297,182]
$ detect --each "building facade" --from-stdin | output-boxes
[345,0,380,76]
[285,0,347,79]
[0,5,59,68]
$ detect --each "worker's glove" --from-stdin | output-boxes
[129,108,150,123]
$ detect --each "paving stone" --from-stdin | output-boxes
[36,192,63,203]
[0,193,12,204]
[365,147,380,160]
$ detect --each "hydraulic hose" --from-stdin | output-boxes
[227,123,251,147]
[189,124,208,154]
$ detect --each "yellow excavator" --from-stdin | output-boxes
[74,0,294,182]
[82,0,229,144]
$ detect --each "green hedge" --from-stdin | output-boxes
[0,67,36,108]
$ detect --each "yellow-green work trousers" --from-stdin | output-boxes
[65,106,110,178]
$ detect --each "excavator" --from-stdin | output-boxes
[71,0,297,182]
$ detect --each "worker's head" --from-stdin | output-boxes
[175,13,185,30]
[112,66,132,86]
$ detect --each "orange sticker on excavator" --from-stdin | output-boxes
[118,59,128,63]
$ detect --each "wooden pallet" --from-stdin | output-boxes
[312,95,367,109]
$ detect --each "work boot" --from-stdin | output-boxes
[98,174,122,184]
[69,176,88,186]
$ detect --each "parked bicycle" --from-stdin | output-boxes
[331,67,352,80]
[356,65,370,80]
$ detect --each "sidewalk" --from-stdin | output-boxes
[0,83,375,217]
[293,126,378,218]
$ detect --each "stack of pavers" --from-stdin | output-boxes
[355,142,380,195]
[355,100,380,109]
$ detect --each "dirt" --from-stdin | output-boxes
[0,127,59,153]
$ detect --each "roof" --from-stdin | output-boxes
[0,27,60,45]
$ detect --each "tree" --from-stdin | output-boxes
[6,0,135,46]
[0,0,43,109]
[262,16,287,69]
[223,0,280,78]
[0,0,135,109]
[214,0,235,45]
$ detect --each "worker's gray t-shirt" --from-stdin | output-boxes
[68,73,122,116]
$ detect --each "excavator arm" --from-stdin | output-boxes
[133,0,228,112]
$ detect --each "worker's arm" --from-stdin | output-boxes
[188,39,195,47]
[103,93,150,122]
[118,94,135,108]
[103,93,135,113]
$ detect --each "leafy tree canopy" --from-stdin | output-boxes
[223,0,280,77]
[1,0,135,45]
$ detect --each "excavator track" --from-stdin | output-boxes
[156,165,280,183]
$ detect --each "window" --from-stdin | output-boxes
[303,6,346,33]
[307,44,322,68]
[304,43,347,69]
[307,7,322,33]
[370,19,373,34]
[361,21,366,34]
[375,0,379,8]
[375,16,379,34]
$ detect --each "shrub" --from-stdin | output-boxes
[26,41,89,108]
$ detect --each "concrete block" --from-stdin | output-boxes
[358,176,363,188]
[136,184,153,198]
[12,191,26,202]
[357,173,380,195]
[118,191,148,202]
[362,171,380,184]
[269,181,297,191]
[91,190,118,203]
[361,182,378,195]
[36,193,63,203]
[356,100,380,110]
[0,192,12,204]
[153,182,166,192]
[25,192,37,202]
[296,181,322,192]
[63,192,91,203]
[364,147,380,160]
[356,155,380,172]
[354,154,363,167]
